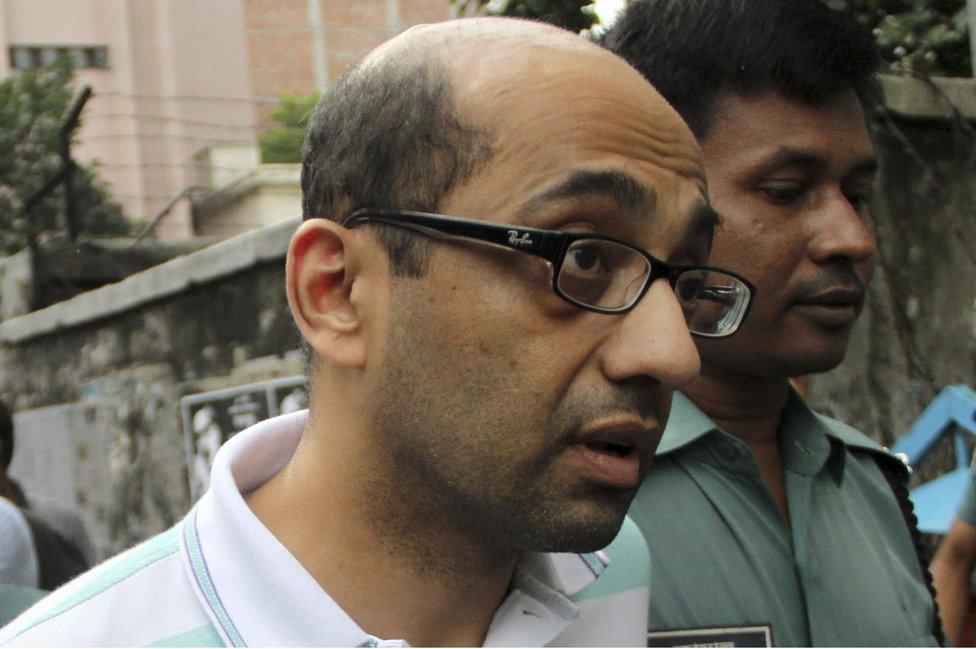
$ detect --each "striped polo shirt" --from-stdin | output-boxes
[1,411,650,646]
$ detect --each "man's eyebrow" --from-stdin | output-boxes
[758,147,879,179]
[848,157,879,178]
[757,147,826,174]
[518,170,657,221]
[688,202,722,235]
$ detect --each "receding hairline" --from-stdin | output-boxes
[359,17,641,106]
[363,17,603,66]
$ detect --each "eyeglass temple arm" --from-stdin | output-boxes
[347,210,567,262]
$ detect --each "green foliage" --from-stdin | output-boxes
[0,57,129,254]
[258,93,320,164]
[449,0,971,77]
[825,0,970,76]
[449,0,598,33]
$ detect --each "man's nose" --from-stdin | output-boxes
[808,191,877,265]
[598,278,701,389]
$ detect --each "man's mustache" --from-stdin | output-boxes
[788,264,867,307]
[550,377,665,440]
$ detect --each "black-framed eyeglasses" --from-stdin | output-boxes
[344,208,754,338]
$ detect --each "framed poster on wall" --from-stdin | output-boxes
[180,376,307,501]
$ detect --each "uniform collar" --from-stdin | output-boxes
[180,411,606,647]
[810,407,887,454]
[655,392,718,456]
[778,391,837,477]
[657,390,883,479]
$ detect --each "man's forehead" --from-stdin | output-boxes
[370,17,707,236]
[703,90,877,174]
[463,75,704,208]
[708,90,873,156]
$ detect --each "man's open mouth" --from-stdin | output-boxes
[584,441,637,458]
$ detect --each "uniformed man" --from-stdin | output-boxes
[1,17,754,646]
[602,0,942,645]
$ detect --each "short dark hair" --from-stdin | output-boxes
[301,56,494,276]
[0,400,13,469]
[599,0,881,139]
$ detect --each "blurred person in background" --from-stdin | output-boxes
[0,400,90,590]
[0,497,45,626]
[0,496,38,588]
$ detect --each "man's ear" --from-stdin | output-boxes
[286,219,368,369]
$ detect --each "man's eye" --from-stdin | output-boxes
[845,186,874,215]
[846,193,869,213]
[758,184,804,205]
[566,246,603,274]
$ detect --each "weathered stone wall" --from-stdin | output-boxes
[806,77,976,470]
[1,218,301,559]
[0,252,32,322]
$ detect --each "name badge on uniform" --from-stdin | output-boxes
[647,624,773,647]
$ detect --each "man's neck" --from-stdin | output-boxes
[245,414,518,647]
[682,369,791,443]
[682,369,794,520]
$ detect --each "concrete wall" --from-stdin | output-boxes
[0,252,33,321]
[806,76,976,471]
[1,217,302,559]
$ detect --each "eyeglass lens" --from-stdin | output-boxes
[556,238,748,337]
[674,269,749,337]
[557,239,652,310]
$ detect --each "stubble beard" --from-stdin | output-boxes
[365,380,619,567]
[363,351,629,569]
[362,290,653,566]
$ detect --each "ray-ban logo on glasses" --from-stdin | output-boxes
[508,230,534,247]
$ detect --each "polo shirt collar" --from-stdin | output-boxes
[180,411,606,647]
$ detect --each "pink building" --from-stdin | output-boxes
[0,0,453,239]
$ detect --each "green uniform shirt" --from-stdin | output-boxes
[630,391,938,647]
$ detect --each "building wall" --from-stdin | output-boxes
[242,0,455,123]
[0,0,258,236]
[0,0,454,237]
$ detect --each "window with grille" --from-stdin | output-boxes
[9,45,109,70]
